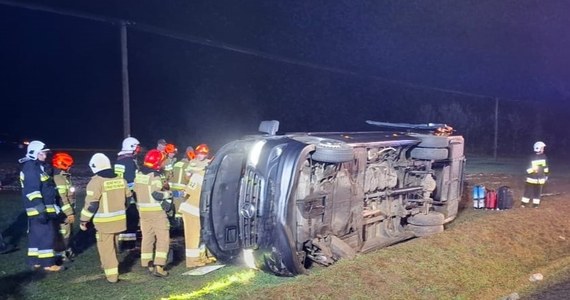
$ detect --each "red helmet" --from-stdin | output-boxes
[143,149,165,170]
[195,144,210,156]
[52,152,74,171]
[165,143,177,154]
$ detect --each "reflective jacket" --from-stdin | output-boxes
[133,169,170,214]
[80,172,131,233]
[114,154,138,190]
[19,160,57,217]
[168,158,190,191]
[53,169,75,216]
[526,153,549,184]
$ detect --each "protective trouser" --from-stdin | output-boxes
[181,196,202,267]
[96,232,119,282]
[140,214,170,267]
[53,214,72,256]
[521,182,544,206]
[28,218,56,267]
[118,203,139,247]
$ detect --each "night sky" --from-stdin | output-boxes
[1,1,569,151]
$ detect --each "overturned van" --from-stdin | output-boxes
[200,121,465,276]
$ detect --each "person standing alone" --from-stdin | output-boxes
[521,141,549,208]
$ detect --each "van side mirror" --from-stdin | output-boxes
[258,120,280,136]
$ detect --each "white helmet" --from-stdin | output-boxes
[89,153,112,174]
[533,141,546,153]
[26,140,50,160]
[118,137,140,155]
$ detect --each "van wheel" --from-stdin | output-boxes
[410,147,448,160]
[407,212,445,226]
[311,139,353,163]
[407,224,444,237]
[409,134,450,148]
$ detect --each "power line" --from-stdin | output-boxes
[0,0,535,103]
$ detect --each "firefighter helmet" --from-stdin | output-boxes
[143,149,164,170]
[52,152,74,171]
[89,153,112,174]
[165,143,178,154]
[186,146,196,160]
[533,141,546,153]
[195,144,210,156]
[26,140,50,160]
[119,137,140,155]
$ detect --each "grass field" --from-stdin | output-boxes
[1,156,570,299]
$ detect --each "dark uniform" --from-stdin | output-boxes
[115,153,139,247]
[20,157,58,269]
[521,152,549,207]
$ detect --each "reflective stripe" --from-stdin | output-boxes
[45,205,56,213]
[59,229,67,235]
[26,191,42,201]
[104,267,118,276]
[526,177,546,184]
[81,209,94,219]
[532,198,541,204]
[141,253,153,260]
[531,159,547,167]
[526,168,535,174]
[544,167,549,173]
[86,190,94,196]
[28,248,39,256]
[186,248,200,258]
[521,197,530,204]
[156,251,168,259]
[137,203,163,212]
[61,204,72,212]
[26,208,39,216]
[40,173,50,182]
[179,203,200,216]
[38,249,54,258]
[118,233,137,241]
[94,210,126,223]
[170,183,186,190]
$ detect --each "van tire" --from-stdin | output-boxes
[410,147,448,160]
[312,139,353,163]
[407,224,444,237]
[409,134,450,148]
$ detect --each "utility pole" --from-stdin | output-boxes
[493,97,499,160]
[120,21,131,138]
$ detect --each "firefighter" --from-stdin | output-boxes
[168,146,195,231]
[18,140,63,272]
[52,152,76,261]
[521,141,549,208]
[114,137,141,250]
[180,143,212,268]
[80,153,131,283]
[156,139,167,153]
[163,143,178,182]
[133,149,172,277]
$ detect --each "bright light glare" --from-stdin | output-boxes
[166,270,256,299]
[243,249,257,269]
[247,140,266,167]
